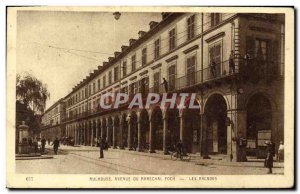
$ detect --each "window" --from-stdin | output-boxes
[168,65,176,91]
[211,13,221,27]
[97,79,100,91]
[153,72,160,93]
[209,43,221,65]
[186,56,196,86]
[142,48,147,66]
[154,39,160,59]
[88,84,91,96]
[187,15,195,40]
[103,75,106,88]
[85,88,88,99]
[93,82,96,94]
[139,77,149,97]
[131,55,136,72]
[108,71,112,85]
[209,43,221,78]
[122,61,127,77]
[169,28,176,51]
[78,92,81,101]
[114,66,119,82]
[255,39,268,61]
[129,83,137,99]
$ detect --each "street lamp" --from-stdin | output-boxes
[113,12,121,20]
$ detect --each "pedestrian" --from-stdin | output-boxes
[162,78,168,92]
[278,141,284,162]
[176,140,183,159]
[229,50,235,74]
[99,138,104,159]
[51,137,60,155]
[265,141,274,174]
[41,136,46,153]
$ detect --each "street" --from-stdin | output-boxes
[16,145,284,175]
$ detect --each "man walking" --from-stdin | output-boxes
[99,138,104,159]
[265,141,274,174]
[51,137,60,155]
[41,136,46,153]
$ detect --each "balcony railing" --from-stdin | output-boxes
[63,58,282,122]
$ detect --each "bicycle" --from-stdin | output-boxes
[171,150,191,161]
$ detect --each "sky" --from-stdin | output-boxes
[16,10,161,109]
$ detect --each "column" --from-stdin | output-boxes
[100,119,104,139]
[137,120,142,152]
[78,124,81,145]
[91,121,94,146]
[106,119,110,146]
[149,118,155,153]
[163,115,168,154]
[127,117,132,150]
[83,122,87,146]
[87,121,91,146]
[66,126,68,137]
[200,113,210,159]
[74,125,78,145]
[112,118,117,149]
[230,109,247,162]
[95,119,99,145]
[119,120,125,149]
[179,116,185,145]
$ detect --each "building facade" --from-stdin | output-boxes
[41,99,66,140]
[44,12,285,161]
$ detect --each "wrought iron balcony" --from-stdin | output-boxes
[63,58,282,123]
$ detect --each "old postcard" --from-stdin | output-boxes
[6,6,294,188]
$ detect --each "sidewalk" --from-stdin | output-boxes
[46,144,284,169]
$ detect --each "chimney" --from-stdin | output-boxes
[138,31,146,38]
[103,62,109,66]
[98,65,102,70]
[129,38,136,46]
[108,57,114,62]
[114,52,121,57]
[161,12,171,20]
[121,45,128,52]
[149,21,159,30]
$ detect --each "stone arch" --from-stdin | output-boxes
[181,98,201,153]
[151,106,163,151]
[121,113,128,148]
[203,91,230,113]
[139,109,150,150]
[246,92,273,158]
[107,117,113,147]
[204,93,228,154]
[101,118,107,141]
[113,115,120,148]
[245,90,278,113]
[165,106,180,151]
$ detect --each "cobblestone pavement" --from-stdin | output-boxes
[16,145,284,175]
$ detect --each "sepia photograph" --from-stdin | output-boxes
[6,6,294,188]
